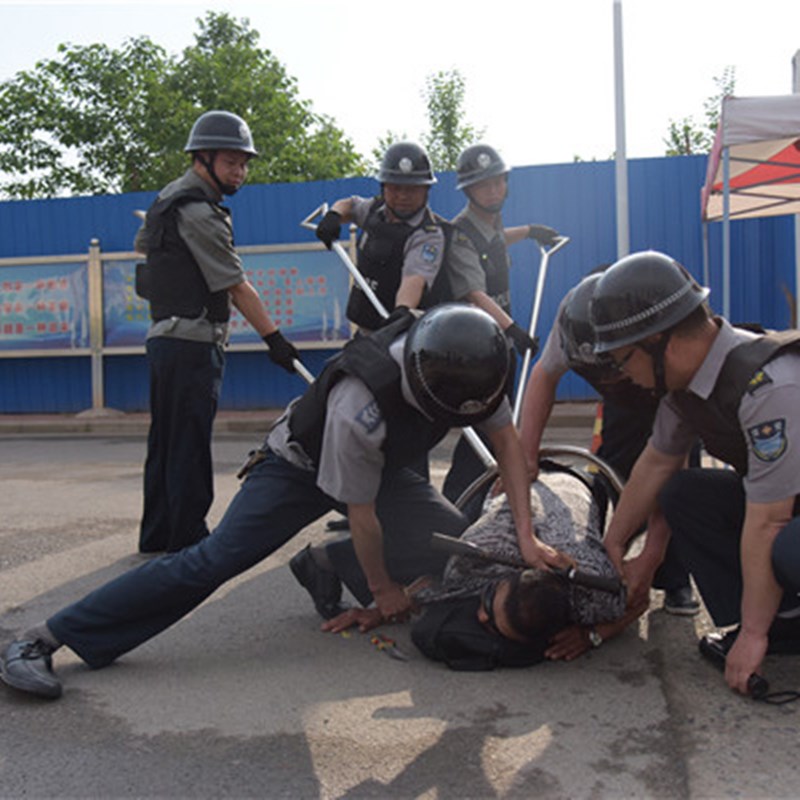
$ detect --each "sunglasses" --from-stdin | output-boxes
[480,581,502,638]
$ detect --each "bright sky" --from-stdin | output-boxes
[1,0,799,168]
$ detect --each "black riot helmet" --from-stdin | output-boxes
[591,251,710,354]
[404,304,510,427]
[560,273,601,353]
[185,111,258,156]
[377,142,437,186]
[185,110,258,196]
[456,144,509,191]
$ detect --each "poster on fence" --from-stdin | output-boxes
[102,248,352,348]
[0,262,90,351]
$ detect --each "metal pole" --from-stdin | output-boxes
[613,0,630,259]
[723,146,731,319]
[512,236,570,425]
[87,238,105,410]
[793,50,800,328]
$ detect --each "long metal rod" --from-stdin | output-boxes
[512,236,570,425]
[301,204,496,469]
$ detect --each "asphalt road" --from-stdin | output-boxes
[1,416,799,799]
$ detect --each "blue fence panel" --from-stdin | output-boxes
[0,154,796,412]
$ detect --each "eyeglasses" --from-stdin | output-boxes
[480,581,502,637]
[614,347,637,371]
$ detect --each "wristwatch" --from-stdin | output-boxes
[588,627,603,648]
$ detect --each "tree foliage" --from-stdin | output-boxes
[367,69,483,174]
[422,70,483,172]
[663,67,736,156]
[0,12,365,198]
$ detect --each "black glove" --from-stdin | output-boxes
[527,224,559,247]
[379,305,415,329]
[263,329,299,373]
[506,322,539,357]
[315,210,342,250]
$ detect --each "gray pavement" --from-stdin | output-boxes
[1,405,799,799]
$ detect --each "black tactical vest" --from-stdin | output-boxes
[346,199,444,330]
[453,216,511,314]
[288,314,451,469]
[671,330,800,475]
[140,189,230,323]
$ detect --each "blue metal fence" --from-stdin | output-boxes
[1,155,796,413]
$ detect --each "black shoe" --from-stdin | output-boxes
[663,586,701,616]
[289,546,349,620]
[698,628,738,670]
[0,639,62,699]
[325,516,350,532]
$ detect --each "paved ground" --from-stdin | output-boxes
[1,404,799,799]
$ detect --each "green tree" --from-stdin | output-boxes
[0,12,365,198]
[422,70,483,171]
[663,67,736,156]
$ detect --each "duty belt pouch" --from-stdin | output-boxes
[135,261,151,300]
[411,598,546,671]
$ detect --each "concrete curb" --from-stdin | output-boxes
[0,401,599,436]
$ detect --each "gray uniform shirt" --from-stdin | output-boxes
[651,318,800,503]
[267,335,512,504]
[134,169,246,342]
[446,205,509,307]
[350,196,445,290]
[426,470,625,625]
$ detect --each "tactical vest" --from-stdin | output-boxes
[346,199,444,330]
[671,330,800,475]
[453,216,511,314]
[288,314,451,469]
[140,189,230,323]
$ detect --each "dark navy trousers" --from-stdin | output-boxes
[139,336,224,553]
[660,468,800,626]
[49,452,467,669]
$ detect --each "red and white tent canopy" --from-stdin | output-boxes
[701,94,800,222]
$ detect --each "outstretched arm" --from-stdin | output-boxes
[488,422,572,570]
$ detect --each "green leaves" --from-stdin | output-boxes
[0,12,365,198]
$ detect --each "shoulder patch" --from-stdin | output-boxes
[746,369,773,395]
[421,243,439,263]
[355,399,383,434]
[747,418,787,462]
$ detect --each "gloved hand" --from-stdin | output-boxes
[527,224,559,247]
[315,210,342,250]
[378,305,415,329]
[263,330,299,373]
[506,322,539,356]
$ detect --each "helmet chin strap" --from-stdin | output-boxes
[196,152,239,196]
[382,185,426,220]
[640,334,671,399]
[465,186,507,215]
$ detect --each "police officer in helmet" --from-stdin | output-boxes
[440,143,560,514]
[133,110,299,554]
[0,305,572,700]
[593,250,800,697]
[314,142,448,332]
[519,267,699,615]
